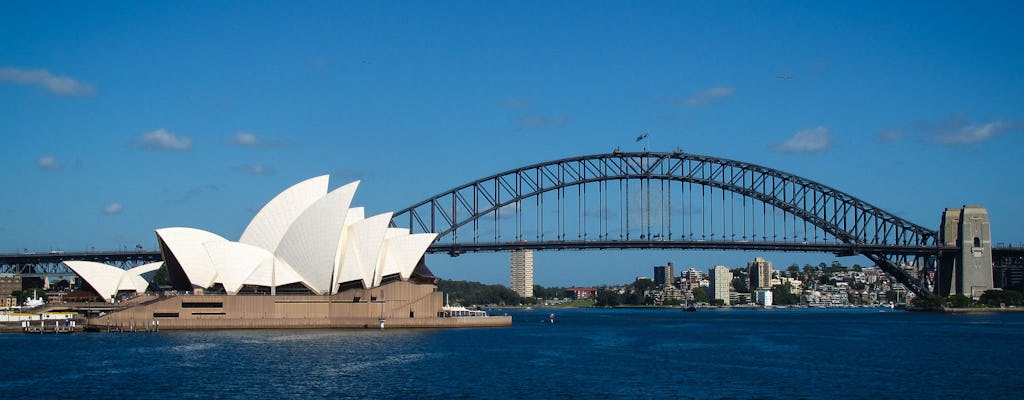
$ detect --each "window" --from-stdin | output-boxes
[181,302,223,308]
[153,312,179,318]
[973,237,981,248]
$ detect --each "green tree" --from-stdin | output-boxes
[771,283,800,306]
[910,295,944,310]
[948,294,972,308]
[435,280,530,306]
[979,290,1023,307]
[732,277,749,293]
[153,264,171,286]
[533,285,567,299]
[633,278,656,294]
[786,264,800,278]
[849,282,867,291]
[691,287,709,303]
[595,289,621,307]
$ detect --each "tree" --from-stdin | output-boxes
[910,295,944,310]
[435,280,530,306]
[979,290,1023,307]
[595,289,621,307]
[533,285,567,299]
[849,282,867,291]
[153,264,172,286]
[691,287,709,303]
[771,283,800,306]
[787,264,800,278]
[852,264,863,272]
[948,294,972,308]
[732,277,749,293]
[633,278,656,294]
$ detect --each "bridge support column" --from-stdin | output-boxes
[937,205,994,300]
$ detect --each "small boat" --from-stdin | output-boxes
[23,295,44,308]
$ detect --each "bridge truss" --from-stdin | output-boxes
[0,251,161,278]
[391,151,942,299]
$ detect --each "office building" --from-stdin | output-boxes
[708,265,733,305]
[654,262,675,287]
[748,257,774,290]
[510,249,534,297]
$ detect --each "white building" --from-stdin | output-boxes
[754,288,773,307]
[708,265,732,305]
[510,249,534,297]
[64,175,437,301]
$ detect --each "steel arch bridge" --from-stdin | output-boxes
[390,151,942,299]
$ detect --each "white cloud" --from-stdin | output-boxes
[0,66,95,96]
[234,164,274,176]
[134,129,193,151]
[500,98,528,109]
[773,126,832,153]
[684,87,734,107]
[103,202,123,215]
[224,132,285,148]
[877,128,904,143]
[929,119,1015,146]
[37,155,61,170]
[519,114,569,129]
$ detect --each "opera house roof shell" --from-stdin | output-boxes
[69,176,437,301]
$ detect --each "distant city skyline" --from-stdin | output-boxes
[2,2,1022,287]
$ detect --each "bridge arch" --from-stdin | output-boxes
[392,151,939,298]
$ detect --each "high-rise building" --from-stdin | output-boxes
[653,262,675,287]
[681,268,703,281]
[708,265,733,305]
[510,249,534,297]
[747,257,774,290]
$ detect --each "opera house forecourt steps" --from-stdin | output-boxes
[63,175,510,330]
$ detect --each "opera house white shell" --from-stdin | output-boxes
[64,260,162,303]
[70,175,437,299]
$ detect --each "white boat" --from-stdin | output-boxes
[23,295,45,308]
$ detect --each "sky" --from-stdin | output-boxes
[2,1,1022,287]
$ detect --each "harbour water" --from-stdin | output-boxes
[2,307,1021,399]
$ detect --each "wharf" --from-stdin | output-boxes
[3,318,84,334]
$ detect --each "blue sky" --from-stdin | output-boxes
[2,1,1022,286]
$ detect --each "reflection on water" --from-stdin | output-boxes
[1,308,1022,399]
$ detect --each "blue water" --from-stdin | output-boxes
[2,308,1022,399]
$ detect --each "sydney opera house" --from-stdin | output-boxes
[67,176,509,329]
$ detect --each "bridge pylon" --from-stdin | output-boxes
[937,205,994,299]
